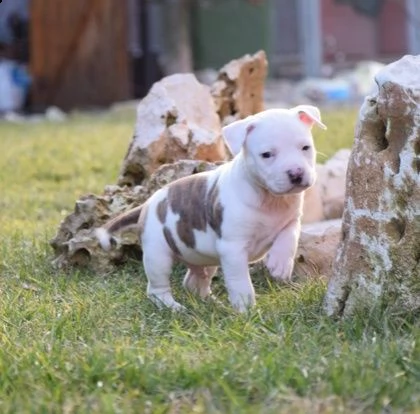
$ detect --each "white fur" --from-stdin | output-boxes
[98,106,326,312]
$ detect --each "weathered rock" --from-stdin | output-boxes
[302,150,350,223]
[51,160,219,272]
[118,74,226,186]
[320,149,351,220]
[211,50,267,125]
[50,186,148,272]
[146,159,220,195]
[324,55,420,317]
[294,219,342,279]
[302,165,326,224]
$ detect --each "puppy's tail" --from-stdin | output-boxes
[95,227,114,251]
[95,205,143,251]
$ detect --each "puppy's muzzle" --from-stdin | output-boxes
[287,168,304,185]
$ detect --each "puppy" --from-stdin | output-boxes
[96,105,326,312]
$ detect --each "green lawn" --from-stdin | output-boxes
[1,108,420,413]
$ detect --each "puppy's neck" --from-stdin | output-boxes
[260,188,302,213]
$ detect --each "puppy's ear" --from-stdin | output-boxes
[292,105,327,130]
[222,117,257,156]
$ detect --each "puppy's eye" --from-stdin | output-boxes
[261,151,273,159]
[302,145,310,151]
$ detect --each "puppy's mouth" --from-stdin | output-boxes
[287,182,312,193]
[252,171,313,197]
[267,183,311,197]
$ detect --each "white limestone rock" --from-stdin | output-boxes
[295,219,342,279]
[321,149,351,220]
[211,50,268,125]
[302,165,326,224]
[118,74,227,186]
[302,149,351,224]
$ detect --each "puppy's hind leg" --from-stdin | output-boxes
[143,249,184,311]
[183,266,218,298]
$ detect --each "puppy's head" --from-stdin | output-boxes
[223,105,326,196]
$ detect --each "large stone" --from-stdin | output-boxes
[324,55,420,317]
[302,165,326,224]
[211,50,267,125]
[295,219,342,279]
[302,150,350,223]
[117,74,226,186]
[50,186,148,273]
[320,149,351,220]
[51,160,219,272]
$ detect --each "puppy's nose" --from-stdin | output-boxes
[287,168,304,185]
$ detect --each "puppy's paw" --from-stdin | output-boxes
[265,253,294,282]
[169,301,187,312]
[229,293,256,313]
[148,293,186,312]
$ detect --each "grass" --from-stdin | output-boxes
[1,107,420,413]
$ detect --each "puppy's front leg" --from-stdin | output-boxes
[217,241,255,312]
[265,218,301,282]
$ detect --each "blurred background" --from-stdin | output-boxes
[0,0,419,113]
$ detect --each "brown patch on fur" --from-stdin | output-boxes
[156,198,168,224]
[105,205,143,234]
[163,227,181,255]
[175,220,195,249]
[168,174,208,248]
[207,179,224,238]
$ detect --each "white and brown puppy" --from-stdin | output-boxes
[96,105,326,312]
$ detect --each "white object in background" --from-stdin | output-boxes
[0,60,28,112]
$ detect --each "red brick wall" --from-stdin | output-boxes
[321,0,407,64]
[378,0,407,57]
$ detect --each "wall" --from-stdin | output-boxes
[30,0,130,110]
[321,0,407,65]
[191,2,271,70]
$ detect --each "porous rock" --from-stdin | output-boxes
[118,74,226,187]
[302,149,351,223]
[211,50,268,125]
[324,55,420,317]
[146,159,222,194]
[302,165,326,224]
[321,149,351,220]
[51,160,219,273]
[294,219,342,279]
